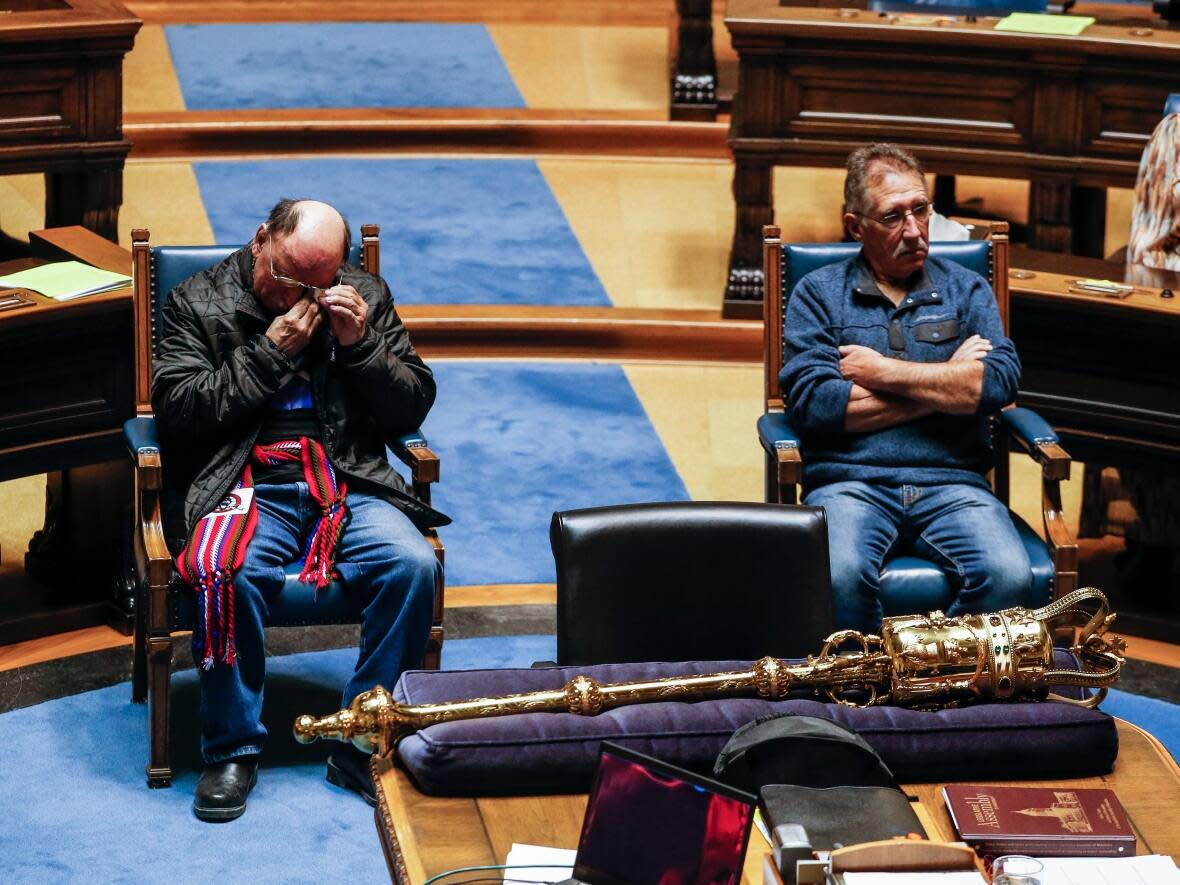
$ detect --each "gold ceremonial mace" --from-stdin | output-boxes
[294,588,1125,756]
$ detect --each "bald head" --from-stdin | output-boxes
[265,198,350,265]
[249,198,352,315]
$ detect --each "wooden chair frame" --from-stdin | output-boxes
[127,224,444,787]
[760,222,1077,601]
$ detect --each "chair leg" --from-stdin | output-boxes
[764,452,779,504]
[131,597,147,704]
[422,627,444,670]
[146,633,174,788]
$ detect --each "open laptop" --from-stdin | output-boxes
[560,743,758,885]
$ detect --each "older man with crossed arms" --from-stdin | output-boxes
[781,143,1031,634]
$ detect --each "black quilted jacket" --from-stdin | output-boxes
[151,247,449,552]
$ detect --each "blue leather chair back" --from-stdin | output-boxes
[149,242,363,355]
[1166,93,1180,117]
[778,239,994,366]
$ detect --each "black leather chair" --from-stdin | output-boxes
[756,225,1077,619]
[550,501,833,666]
[125,225,444,787]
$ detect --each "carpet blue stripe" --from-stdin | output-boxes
[418,362,691,586]
[192,158,611,306]
[165,23,525,110]
[1101,688,1180,764]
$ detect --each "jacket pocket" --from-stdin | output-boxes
[912,317,960,344]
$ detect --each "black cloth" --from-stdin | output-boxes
[151,246,449,552]
[253,408,321,484]
[714,712,897,793]
[759,784,925,851]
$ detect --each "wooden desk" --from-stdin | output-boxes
[0,0,141,241]
[722,0,1180,317]
[372,719,1180,884]
[0,225,134,642]
[1007,250,1180,471]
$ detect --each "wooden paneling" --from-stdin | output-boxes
[0,0,140,239]
[0,306,131,459]
[787,62,1032,151]
[0,64,84,142]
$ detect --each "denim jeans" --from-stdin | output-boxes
[804,480,1031,634]
[199,483,438,763]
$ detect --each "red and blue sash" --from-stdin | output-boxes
[177,437,348,669]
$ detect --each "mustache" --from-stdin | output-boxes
[894,236,928,257]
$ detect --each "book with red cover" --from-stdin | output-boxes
[943,784,1136,857]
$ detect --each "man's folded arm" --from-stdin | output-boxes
[784,280,934,434]
[853,357,985,415]
[844,384,935,431]
[781,280,854,434]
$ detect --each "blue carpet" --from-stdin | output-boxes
[1102,688,1180,763]
[419,362,691,586]
[165,23,525,110]
[0,639,549,883]
[193,158,611,306]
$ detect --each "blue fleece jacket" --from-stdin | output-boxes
[780,254,1020,493]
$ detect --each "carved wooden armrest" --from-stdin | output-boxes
[997,409,1078,599]
[393,443,440,486]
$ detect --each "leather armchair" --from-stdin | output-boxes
[126,226,444,787]
[758,225,1077,617]
[550,501,834,665]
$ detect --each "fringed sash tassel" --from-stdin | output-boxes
[177,438,347,668]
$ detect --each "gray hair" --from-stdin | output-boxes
[843,144,925,216]
[265,198,352,262]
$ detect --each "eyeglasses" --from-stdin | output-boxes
[856,201,932,231]
[265,234,342,298]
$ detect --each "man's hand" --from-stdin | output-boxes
[951,334,992,361]
[265,295,322,357]
[317,284,368,347]
[838,344,892,388]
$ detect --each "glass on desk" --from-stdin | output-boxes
[992,855,1043,885]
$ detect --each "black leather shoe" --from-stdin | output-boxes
[326,745,377,807]
[193,758,259,822]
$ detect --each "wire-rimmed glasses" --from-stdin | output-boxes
[856,201,932,231]
[265,234,342,299]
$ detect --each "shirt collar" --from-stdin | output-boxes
[852,254,940,306]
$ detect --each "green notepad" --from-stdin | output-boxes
[994,12,1096,36]
[0,260,132,301]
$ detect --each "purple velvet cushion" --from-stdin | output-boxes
[394,659,1118,797]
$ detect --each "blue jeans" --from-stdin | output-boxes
[804,481,1031,634]
[199,483,438,763]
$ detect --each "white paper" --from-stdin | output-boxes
[503,843,576,883]
[842,873,984,884]
[1038,855,1180,885]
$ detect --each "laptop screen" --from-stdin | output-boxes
[572,743,757,885]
